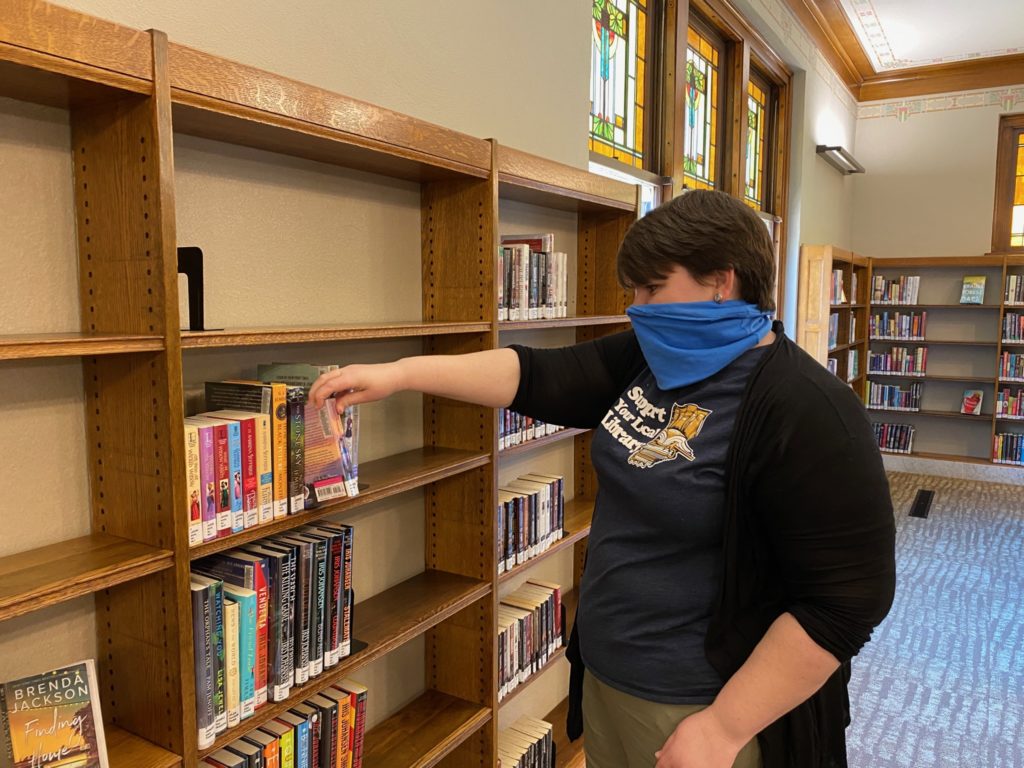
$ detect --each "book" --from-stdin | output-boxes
[191,581,216,748]
[961,389,984,415]
[222,585,257,720]
[0,659,109,768]
[959,275,986,304]
[185,422,204,546]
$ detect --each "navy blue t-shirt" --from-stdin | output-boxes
[578,346,767,704]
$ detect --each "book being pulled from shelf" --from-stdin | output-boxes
[498,473,565,575]
[498,581,563,702]
[498,716,554,768]
[0,659,108,768]
[197,678,367,768]
[959,275,986,305]
[498,233,568,321]
[498,408,564,450]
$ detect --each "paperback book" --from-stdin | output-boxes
[0,659,108,768]
[959,275,986,305]
[961,389,984,415]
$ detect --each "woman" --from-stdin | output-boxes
[309,190,896,768]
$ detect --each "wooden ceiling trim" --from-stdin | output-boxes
[859,53,1024,102]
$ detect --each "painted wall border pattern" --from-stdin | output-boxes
[859,85,1024,122]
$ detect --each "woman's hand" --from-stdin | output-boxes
[309,362,405,412]
[654,708,745,768]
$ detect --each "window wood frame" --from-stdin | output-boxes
[992,114,1024,253]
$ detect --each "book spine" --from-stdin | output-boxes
[239,417,259,529]
[311,540,327,676]
[197,424,218,542]
[264,555,291,701]
[287,387,306,515]
[211,580,227,733]
[270,383,289,519]
[293,544,312,684]
[337,696,351,768]
[326,536,343,667]
[226,421,245,533]
[351,690,367,768]
[280,551,296,693]
[185,424,203,546]
[224,598,241,728]
[254,413,274,524]
[237,591,257,718]
[341,527,353,656]
[193,586,216,749]
[212,423,232,538]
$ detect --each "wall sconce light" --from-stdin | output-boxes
[816,145,865,175]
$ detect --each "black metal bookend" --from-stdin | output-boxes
[177,246,207,331]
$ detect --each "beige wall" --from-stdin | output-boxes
[852,93,1023,258]
[58,0,592,168]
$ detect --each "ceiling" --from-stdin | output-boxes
[837,0,1024,72]
[785,0,1024,100]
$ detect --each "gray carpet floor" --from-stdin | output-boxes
[846,472,1024,767]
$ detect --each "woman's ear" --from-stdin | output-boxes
[711,269,738,300]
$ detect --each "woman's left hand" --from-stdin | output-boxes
[654,707,745,768]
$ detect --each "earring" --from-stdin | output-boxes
[713,293,723,303]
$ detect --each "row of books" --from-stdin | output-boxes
[1003,312,1024,342]
[829,268,848,305]
[868,346,928,376]
[191,522,355,748]
[190,369,360,546]
[873,422,915,454]
[994,432,1024,465]
[499,408,565,450]
[199,679,367,768]
[498,233,569,320]
[867,381,922,412]
[498,716,555,768]
[996,387,1024,419]
[826,349,859,379]
[827,313,839,350]
[498,473,565,575]
[869,310,927,340]
[498,581,563,702]
[872,274,920,305]
[1000,352,1024,381]
[1006,275,1024,305]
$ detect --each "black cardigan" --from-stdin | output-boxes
[510,322,896,768]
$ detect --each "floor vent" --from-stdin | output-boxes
[909,489,935,519]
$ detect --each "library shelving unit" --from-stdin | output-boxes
[495,146,636,768]
[800,246,1024,469]
[797,245,870,401]
[0,3,638,767]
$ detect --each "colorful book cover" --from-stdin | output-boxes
[185,423,203,547]
[223,597,240,728]
[186,418,219,542]
[208,412,259,530]
[0,659,109,768]
[959,275,986,304]
[961,389,984,415]
[335,680,368,768]
[208,411,272,525]
[221,419,244,533]
[222,586,256,720]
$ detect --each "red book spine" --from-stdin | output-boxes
[212,423,231,537]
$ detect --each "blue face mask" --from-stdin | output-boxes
[626,300,773,390]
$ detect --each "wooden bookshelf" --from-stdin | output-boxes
[0,534,173,622]
[498,497,594,584]
[189,446,491,558]
[499,427,590,458]
[0,5,641,765]
[546,696,586,768]
[498,589,578,708]
[802,248,1024,465]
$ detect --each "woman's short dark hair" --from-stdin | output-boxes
[616,189,777,313]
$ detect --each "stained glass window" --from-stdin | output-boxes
[745,78,768,210]
[1012,134,1024,248]
[589,0,648,169]
[684,25,720,190]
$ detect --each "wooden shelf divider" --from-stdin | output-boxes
[199,569,490,757]
[0,533,174,623]
[362,689,491,768]
[190,446,490,559]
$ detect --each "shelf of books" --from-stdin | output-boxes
[800,251,1024,467]
[0,5,642,766]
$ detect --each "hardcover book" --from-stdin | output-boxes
[0,659,109,768]
[959,275,986,304]
[961,389,984,415]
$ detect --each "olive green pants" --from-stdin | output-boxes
[583,670,762,768]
